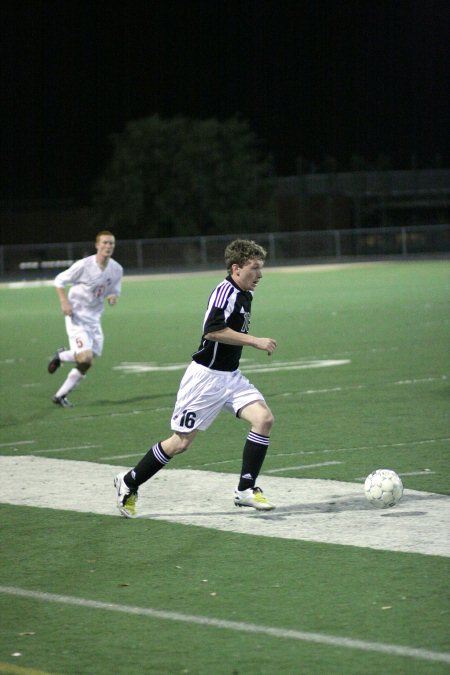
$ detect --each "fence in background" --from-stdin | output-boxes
[0,224,448,280]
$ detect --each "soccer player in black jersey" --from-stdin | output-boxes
[115,239,278,517]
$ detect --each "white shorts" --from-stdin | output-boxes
[171,361,264,433]
[65,315,104,356]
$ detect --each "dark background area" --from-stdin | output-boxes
[1,0,449,205]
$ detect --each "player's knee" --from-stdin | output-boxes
[76,351,94,374]
[240,401,274,434]
[267,409,275,428]
[261,408,275,433]
[253,405,274,435]
[164,432,195,457]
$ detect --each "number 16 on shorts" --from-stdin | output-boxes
[179,410,197,429]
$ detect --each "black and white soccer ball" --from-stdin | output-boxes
[364,469,403,508]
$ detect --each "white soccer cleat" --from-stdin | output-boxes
[114,472,138,518]
[234,486,275,511]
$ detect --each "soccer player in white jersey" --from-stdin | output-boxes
[115,239,278,515]
[48,231,123,407]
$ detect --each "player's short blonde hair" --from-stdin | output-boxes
[224,239,267,273]
[96,230,115,242]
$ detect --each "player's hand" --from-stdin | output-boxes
[107,295,118,305]
[255,337,277,355]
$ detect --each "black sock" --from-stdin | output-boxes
[125,442,170,488]
[237,432,269,491]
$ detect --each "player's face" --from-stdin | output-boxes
[96,236,115,257]
[233,258,264,291]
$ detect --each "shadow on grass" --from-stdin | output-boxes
[94,393,176,406]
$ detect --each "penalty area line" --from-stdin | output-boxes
[0,586,449,665]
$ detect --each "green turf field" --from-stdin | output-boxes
[0,260,449,674]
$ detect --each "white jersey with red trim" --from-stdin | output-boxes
[54,255,123,325]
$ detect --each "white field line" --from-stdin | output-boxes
[27,445,101,454]
[268,437,450,459]
[103,451,156,460]
[1,456,449,557]
[266,461,343,473]
[58,406,172,424]
[4,280,55,289]
[278,376,447,399]
[398,471,437,476]
[0,586,449,665]
[112,359,351,374]
[281,386,346,396]
[0,440,35,448]
[245,360,350,374]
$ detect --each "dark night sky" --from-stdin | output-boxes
[1,0,449,202]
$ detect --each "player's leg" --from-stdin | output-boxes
[47,347,76,373]
[236,400,275,492]
[130,430,198,486]
[114,430,198,518]
[52,364,86,406]
[74,322,102,374]
[228,374,276,510]
[238,399,275,436]
[52,319,96,406]
[115,362,228,517]
[74,349,95,374]
[127,430,197,487]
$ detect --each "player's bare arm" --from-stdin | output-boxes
[205,327,277,354]
[55,287,72,316]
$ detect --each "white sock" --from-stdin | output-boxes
[55,368,85,398]
[59,350,75,363]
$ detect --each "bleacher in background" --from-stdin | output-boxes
[276,169,450,230]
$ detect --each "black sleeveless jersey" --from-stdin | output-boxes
[192,275,253,371]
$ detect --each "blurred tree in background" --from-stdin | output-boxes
[92,115,276,238]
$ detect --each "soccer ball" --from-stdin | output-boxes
[364,469,403,509]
